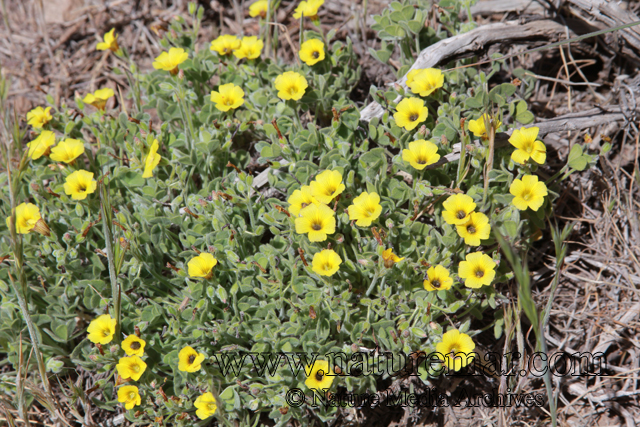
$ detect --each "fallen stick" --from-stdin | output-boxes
[359,20,571,123]
[466,0,548,17]
[251,106,636,191]
[564,0,640,60]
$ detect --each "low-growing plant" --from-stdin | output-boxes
[0,0,600,425]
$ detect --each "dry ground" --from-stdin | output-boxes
[1,0,639,426]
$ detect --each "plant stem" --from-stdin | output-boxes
[365,272,380,297]
[100,178,121,342]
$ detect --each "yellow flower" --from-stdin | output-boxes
[441,194,476,226]
[116,355,147,381]
[348,192,382,227]
[309,170,345,204]
[82,88,114,110]
[233,36,263,60]
[299,39,325,66]
[187,253,218,279]
[274,71,308,101]
[293,0,324,19]
[50,138,84,164]
[121,335,146,356]
[178,346,206,372]
[5,202,39,234]
[312,249,342,276]
[249,0,268,18]
[509,174,548,211]
[152,47,188,75]
[456,212,491,246]
[63,170,97,201]
[382,248,404,269]
[509,126,546,164]
[295,203,336,242]
[393,97,428,131]
[210,35,241,56]
[27,130,55,159]
[287,185,319,216]
[304,359,334,390]
[142,139,161,178]
[458,251,496,289]
[402,139,440,170]
[117,385,141,410]
[210,83,245,112]
[406,68,444,97]
[26,106,52,129]
[194,392,217,420]
[435,329,476,372]
[423,265,453,291]
[468,113,501,139]
[96,28,119,52]
[86,314,116,345]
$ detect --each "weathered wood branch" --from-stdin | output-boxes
[466,0,548,17]
[564,0,640,59]
[250,106,637,191]
[359,20,571,123]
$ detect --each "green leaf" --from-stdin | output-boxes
[120,171,145,187]
[567,144,588,171]
[515,110,534,124]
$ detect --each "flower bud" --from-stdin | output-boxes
[32,218,51,237]
[351,343,359,353]
[402,330,410,338]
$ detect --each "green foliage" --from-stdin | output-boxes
[0,0,593,425]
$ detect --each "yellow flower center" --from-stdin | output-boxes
[323,263,332,271]
[188,354,196,364]
[456,210,466,220]
[448,347,459,359]
[324,186,336,195]
[312,51,319,59]
[76,182,87,192]
[431,279,441,289]
[102,328,111,337]
[289,86,298,95]
[207,403,216,411]
[311,221,322,231]
[524,141,534,154]
[129,392,136,400]
[130,341,141,350]
[522,191,531,201]
[315,370,324,381]
[301,202,309,209]
[416,156,427,165]
[409,114,418,122]
[467,225,476,234]
[133,364,140,372]
[475,268,485,278]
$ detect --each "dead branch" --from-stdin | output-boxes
[564,0,640,60]
[466,0,548,17]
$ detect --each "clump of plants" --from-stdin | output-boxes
[0,0,598,425]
